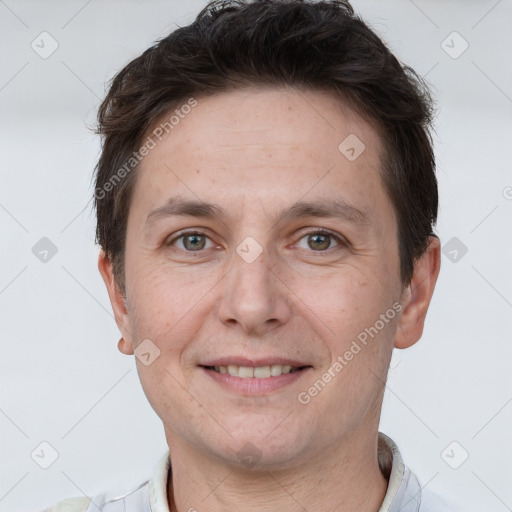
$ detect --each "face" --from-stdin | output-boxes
[100,86,439,469]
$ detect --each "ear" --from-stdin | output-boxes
[394,236,441,349]
[97,250,134,355]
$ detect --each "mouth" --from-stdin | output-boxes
[199,359,313,395]
[201,364,311,378]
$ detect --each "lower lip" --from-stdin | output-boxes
[201,367,311,395]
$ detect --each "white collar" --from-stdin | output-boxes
[148,432,421,512]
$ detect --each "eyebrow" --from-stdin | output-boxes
[146,196,370,227]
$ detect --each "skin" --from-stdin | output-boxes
[99,86,440,512]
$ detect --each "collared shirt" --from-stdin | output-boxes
[43,432,454,512]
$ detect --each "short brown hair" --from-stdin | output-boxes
[94,0,438,293]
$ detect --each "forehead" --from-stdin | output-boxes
[132,86,390,225]
[155,87,383,159]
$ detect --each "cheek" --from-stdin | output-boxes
[127,257,206,333]
[296,267,396,345]
[125,260,222,385]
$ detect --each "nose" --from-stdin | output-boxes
[216,244,292,336]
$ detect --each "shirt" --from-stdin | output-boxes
[40,432,454,512]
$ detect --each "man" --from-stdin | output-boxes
[41,0,453,510]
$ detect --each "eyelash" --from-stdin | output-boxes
[167,229,345,254]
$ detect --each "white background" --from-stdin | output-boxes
[1,1,511,510]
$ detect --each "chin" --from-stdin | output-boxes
[209,424,314,471]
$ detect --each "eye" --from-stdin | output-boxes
[168,231,215,252]
[296,230,342,252]
[167,229,344,254]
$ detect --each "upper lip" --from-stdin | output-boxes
[200,357,311,368]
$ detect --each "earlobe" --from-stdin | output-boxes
[117,337,134,355]
[97,250,134,355]
[394,236,441,349]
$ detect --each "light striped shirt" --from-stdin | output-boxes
[41,432,455,512]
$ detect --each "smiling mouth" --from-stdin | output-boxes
[202,364,311,378]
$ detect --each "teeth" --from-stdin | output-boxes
[213,364,297,378]
[271,364,285,376]
[254,366,271,378]
[238,366,254,378]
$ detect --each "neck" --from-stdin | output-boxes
[166,429,389,512]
